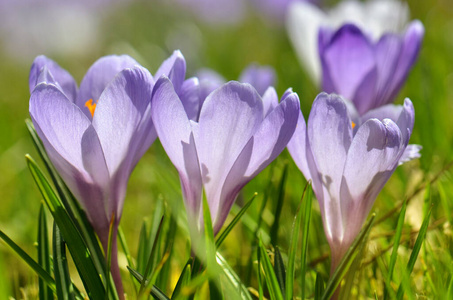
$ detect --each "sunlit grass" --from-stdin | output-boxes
[0,1,452,299]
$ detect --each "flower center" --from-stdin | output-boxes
[351,121,356,129]
[85,99,97,117]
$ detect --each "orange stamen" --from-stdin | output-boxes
[85,99,97,117]
[351,121,356,129]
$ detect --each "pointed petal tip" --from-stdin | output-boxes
[408,20,425,36]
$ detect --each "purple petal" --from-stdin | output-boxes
[238,63,276,96]
[29,83,110,234]
[196,81,264,225]
[180,77,202,121]
[374,34,403,107]
[196,69,225,104]
[340,118,403,249]
[154,50,187,94]
[287,111,312,180]
[76,55,139,118]
[361,98,416,151]
[261,86,279,117]
[320,24,377,114]
[214,91,300,233]
[151,77,203,222]
[396,98,415,145]
[387,21,424,103]
[361,103,404,124]
[398,144,422,165]
[307,93,353,243]
[92,66,154,191]
[29,55,77,102]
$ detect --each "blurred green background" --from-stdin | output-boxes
[0,0,452,298]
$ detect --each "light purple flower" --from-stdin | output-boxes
[287,93,416,271]
[151,78,299,235]
[319,22,424,115]
[287,0,410,84]
[28,51,185,297]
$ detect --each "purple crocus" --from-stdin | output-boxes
[151,78,299,236]
[28,51,185,298]
[319,21,424,115]
[287,93,416,271]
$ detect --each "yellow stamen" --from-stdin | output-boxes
[351,121,356,129]
[85,99,97,117]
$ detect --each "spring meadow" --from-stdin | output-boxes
[0,0,452,299]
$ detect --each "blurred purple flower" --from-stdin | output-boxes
[287,0,411,84]
[170,0,246,25]
[197,63,276,100]
[250,0,318,23]
[288,93,417,271]
[28,51,185,298]
[319,22,424,115]
[151,78,299,235]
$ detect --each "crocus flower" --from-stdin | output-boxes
[319,22,424,115]
[287,93,417,271]
[151,78,299,236]
[287,0,410,84]
[28,51,185,298]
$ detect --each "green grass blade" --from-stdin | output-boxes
[314,272,325,300]
[258,237,284,300]
[0,251,9,299]
[137,221,149,274]
[203,193,216,266]
[321,213,376,300]
[105,215,115,300]
[447,276,453,299]
[216,253,252,300]
[157,214,177,290]
[138,216,165,297]
[118,226,138,296]
[396,205,432,300]
[150,285,171,300]
[26,154,106,299]
[384,198,407,300]
[215,192,258,248]
[52,222,75,300]
[300,183,313,300]
[0,229,56,292]
[38,204,53,300]
[118,226,134,269]
[171,258,192,299]
[270,164,288,246]
[201,193,222,299]
[285,181,311,300]
[257,246,263,300]
[127,267,170,300]
[274,246,286,298]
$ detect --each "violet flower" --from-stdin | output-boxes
[319,22,424,115]
[287,0,410,84]
[287,93,417,271]
[151,78,299,235]
[28,51,185,298]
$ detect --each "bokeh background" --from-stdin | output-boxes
[0,0,452,298]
